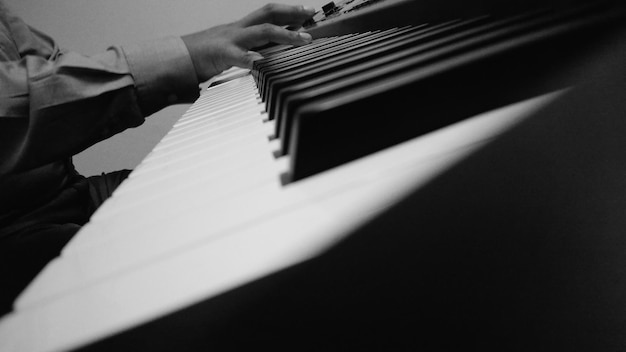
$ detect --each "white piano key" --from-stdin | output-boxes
[269,138,281,155]
[182,88,260,117]
[176,87,258,122]
[264,119,276,138]
[176,90,261,120]
[77,155,280,238]
[164,103,263,140]
[142,114,267,163]
[135,126,268,176]
[92,138,279,216]
[144,117,265,166]
[131,127,270,180]
[132,132,271,184]
[196,76,257,99]
[205,66,251,84]
[97,151,279,222]
[163,107,264,141]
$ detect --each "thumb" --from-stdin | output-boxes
[232,49,264,69]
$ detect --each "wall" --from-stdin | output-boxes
[4,0,327,176]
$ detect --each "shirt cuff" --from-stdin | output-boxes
[122,36,199,116]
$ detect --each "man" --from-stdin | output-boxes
[0,1,315,315]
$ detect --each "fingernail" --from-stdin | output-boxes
[302,6,316,14]
[299,32,312,42]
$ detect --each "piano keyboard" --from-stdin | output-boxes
[1,1,624,350]
[0,74,561,352]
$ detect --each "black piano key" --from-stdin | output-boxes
[260,26,424,103]
[262,24,441,116]
[252,36,350,84]
[274,9,553,155]
[256,44,292,56]
[253,36,354,78]
[257,29,405,97]
[253,40,327,63]
[264,18,489,135]
[261,32,422,107]
[253,33,369,91]
[283,4,621,182]
[255,32,375,96]
[257,32,371,68]
[257,34,359,70]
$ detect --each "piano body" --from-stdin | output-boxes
[2,0,626,350]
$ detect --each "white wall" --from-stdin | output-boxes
[5,0,327,176]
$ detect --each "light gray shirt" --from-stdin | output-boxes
[0,2,198,212]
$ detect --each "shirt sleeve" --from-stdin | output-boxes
[122,36,199,116]
[0,9,199,175]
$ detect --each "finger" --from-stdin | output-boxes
[237,23,312,48]
[238,3,316,28]
[240,51,264,69]
[223,45,264,69]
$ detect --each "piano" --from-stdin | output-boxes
[1,0,626,350]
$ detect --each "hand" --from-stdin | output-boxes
[181,3,316,82]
